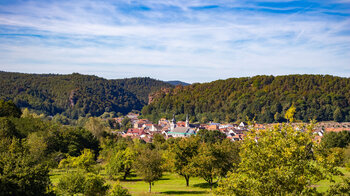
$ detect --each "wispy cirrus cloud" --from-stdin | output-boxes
[0,0,349,82]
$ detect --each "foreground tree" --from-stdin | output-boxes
[216,123,339,195]
[193,139,240,190]
[173,136,199,186]
[0,138,52,195]
[106,147,135,180]
[134,148,163,193]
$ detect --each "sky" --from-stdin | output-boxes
[0,0,349,83]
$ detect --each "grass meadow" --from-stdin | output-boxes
[50,167,350,195]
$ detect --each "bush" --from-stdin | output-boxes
[56,171,109,195]
[84,173,109,196]
[108,182,131,196]
[56,171,85,195]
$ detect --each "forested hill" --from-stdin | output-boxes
[142,75,350,123]
[165,80,190,86]
[0,71,172,118]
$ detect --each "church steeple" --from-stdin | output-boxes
[185,114,189,127]
[170,113,176,131]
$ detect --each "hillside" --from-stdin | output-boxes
[0,71,172,118]
[142,75,350,123]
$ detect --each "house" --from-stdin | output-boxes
[166,127,196,138]
[124,128,146,137]
[208,124,219,131]
[142,124,162,132]
[127,112,139,120]
[238,122,248,130]
[133,119,151,128]
[158,118,169,127]
[177,121,187,127]
[219,124,234,129]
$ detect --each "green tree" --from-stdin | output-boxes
[85,117,106,139]
[333,107,344,122]
[193,139,239,190]
[120,117,131,131]
[196,129,226,144]
[0,100,22,118]
[173,136,200,186]
[216,123,339,195]
[25,132,47,162]
[0,117,20,138]
[321,131,350,149]
[0,138,52,195]
[56,171,109,196]
[284,104,296,123]
[153,133,166,149]
[59,148,96,172]
[56,170,85,195]
[134,148,163,193]
[106,147,135,180]
[84,173,110,196]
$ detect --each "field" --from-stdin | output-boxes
[50,167,350,195]
[50,169,212,195]
[118,173,211,195]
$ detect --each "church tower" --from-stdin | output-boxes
[185,114,190,128]
[170,113,176,131]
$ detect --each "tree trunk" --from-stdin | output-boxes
[210,178,213,190]
[185,176,190,187]
[123,172,127,180]
[149,182,152,193]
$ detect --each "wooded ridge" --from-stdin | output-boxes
[142,75,350,123]
[0,71,172,119]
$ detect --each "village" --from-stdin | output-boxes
[114,113,350,143]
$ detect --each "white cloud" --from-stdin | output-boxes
[0,0,349,82]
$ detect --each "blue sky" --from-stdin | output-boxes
[0,0,349,83]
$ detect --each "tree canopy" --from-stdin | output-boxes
[216,123,339,195]
[0,72,172,119]
[142,75,350,123]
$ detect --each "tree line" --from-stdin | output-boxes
[0,71,172,119]
[142,75,350,123]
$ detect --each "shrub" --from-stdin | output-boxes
[108,182,131,196]
[56,171,85,195]
[84,173,109,196]
[56,171,109,195]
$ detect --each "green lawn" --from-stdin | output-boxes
[118,173,211,196]
[50,169,211,195]
[50,167,350,195]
